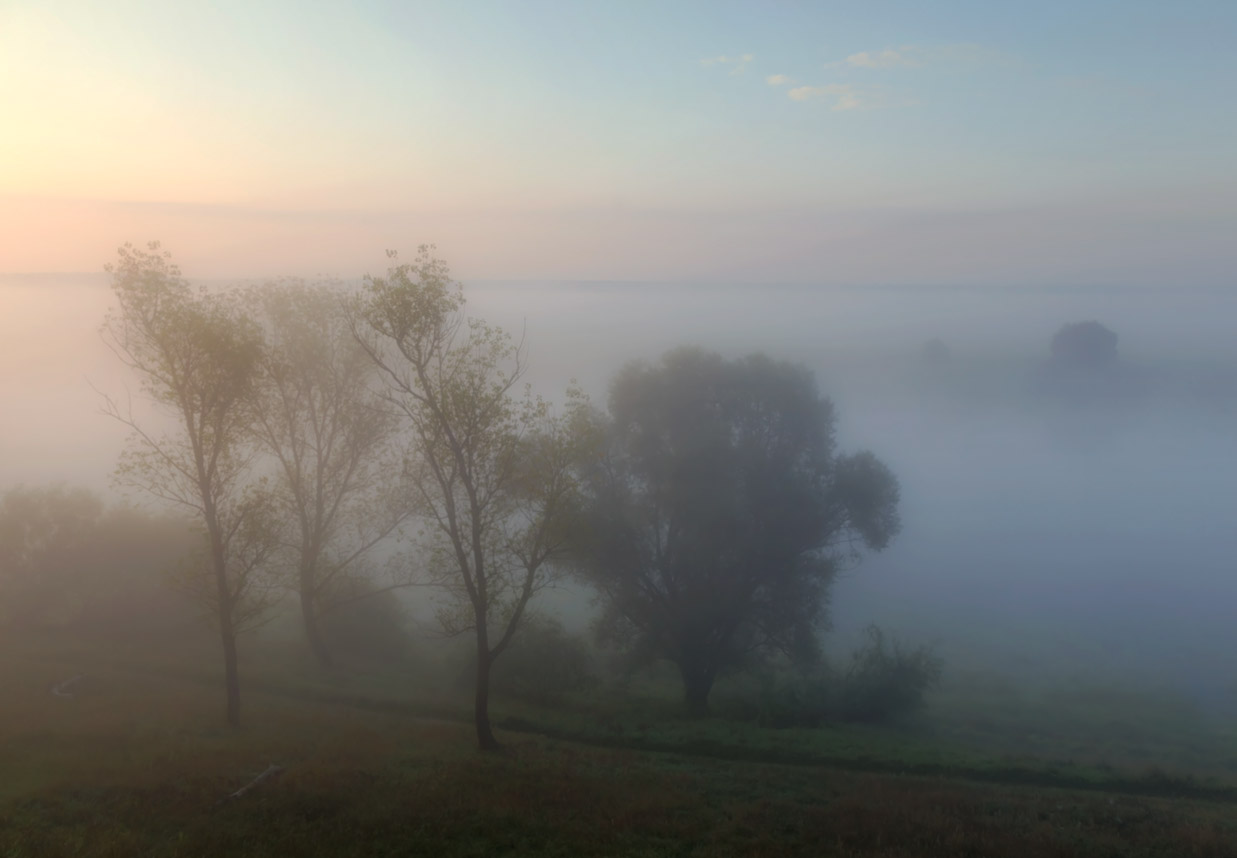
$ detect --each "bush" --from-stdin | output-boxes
[319,585,413,665]
[838,625,943,723]
[750,669,835,728]
[488,617,596,703]
[712,666,831,728]
[0,486,201,641]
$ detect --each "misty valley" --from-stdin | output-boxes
[6,0,1237,851]
[2,253,1237,856]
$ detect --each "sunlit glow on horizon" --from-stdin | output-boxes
[1,0,1233,284]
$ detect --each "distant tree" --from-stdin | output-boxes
[318,578,414,665]
[246,280,408,667]
[0,485,103,628]
[100,242,277,727]
[486,616,596,704]
[920,338,951,365]
[838,625,943,723]
[0,485,201,637]
[79,504,202,639]
[1051,321,1118,370]
[571,348,900,715]
[351,247,592,750]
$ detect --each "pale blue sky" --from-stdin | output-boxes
[1,0,1233,283]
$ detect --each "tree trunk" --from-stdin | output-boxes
[208,518,242,728]
[679,660,715,718]
[221,623,241,727]
[474,645,500,751]
[299,587,333,667]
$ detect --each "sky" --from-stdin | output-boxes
[1,0,1235,283]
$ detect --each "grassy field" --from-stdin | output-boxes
[3,635,1237,856]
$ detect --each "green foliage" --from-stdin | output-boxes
[0,485,199,638]
[245,279,406,665]
[0,484,103,628]
[713,627,943,729]
[101,241,278,725]
[753,671,835,729]
[838,625,943,724]
[318,585,413,666]
[352,247,595,747]
[713,666,836,729]
[489,617,596,703]
[101,242,273,609]
[572,347,901,713]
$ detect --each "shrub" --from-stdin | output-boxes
[319,585,413,665]
[838,625,943,723]
[0,487,202,641]
[712,666,832,728]
[488,617,596,703]
[751,669,835,728]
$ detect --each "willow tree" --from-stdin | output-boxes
[351,247,589,750]
[101,242,275,727]
[246,280,407,667]
[571,348,901,715]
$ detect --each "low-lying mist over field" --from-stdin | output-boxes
[7,1,1237,852]
[5,271,1237,708]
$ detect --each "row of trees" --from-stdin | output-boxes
[98,242,901,748]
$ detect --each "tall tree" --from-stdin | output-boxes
[246,280,407,667]
[100,242,275,727]
[351,247,589,750]
[572,348,900,715]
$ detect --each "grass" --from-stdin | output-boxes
[3,634,1237,856]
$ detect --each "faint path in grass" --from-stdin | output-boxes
[13,644,1237,806]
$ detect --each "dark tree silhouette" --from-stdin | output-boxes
[920,338,951,365]
[571,348,900,715]
[1051,321,1118,369]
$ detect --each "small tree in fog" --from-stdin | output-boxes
[351,247,591,750]
[0,485,203,637]
[246,281,408,667]
[838,625,942,723]
[0,485,104,628]
[1051,321,1118,370]
[571,348,901,715]
[100,242,276,727]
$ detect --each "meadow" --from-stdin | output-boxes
[3,628,1236,857]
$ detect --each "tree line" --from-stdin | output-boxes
[81,241,902,749]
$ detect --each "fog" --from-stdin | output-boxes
[4,272,1237,706]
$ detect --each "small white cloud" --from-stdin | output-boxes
[787,83,852,102]
[843,48,920,69]
[701,53,754,74]
[786,83,879,111]
[766,74,793,86]
[829,43,1007,71]
[832,93,862,111]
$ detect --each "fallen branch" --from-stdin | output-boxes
[51,674,87,698]
[217,764,285,806]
